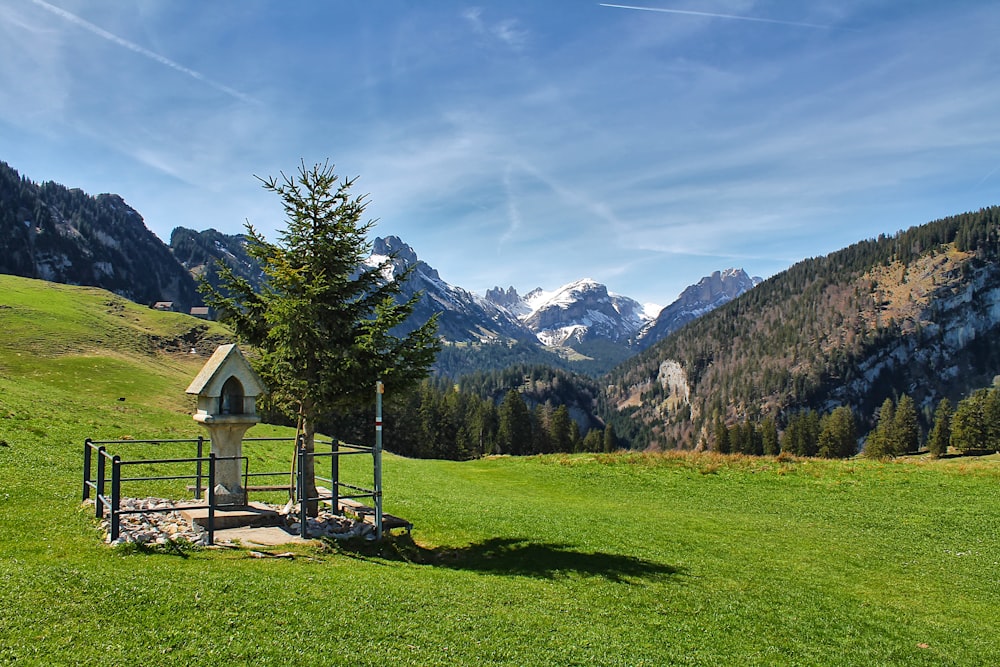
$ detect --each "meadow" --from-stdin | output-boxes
[1,275,998,666]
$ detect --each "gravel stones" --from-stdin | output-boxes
[89,497,374,547]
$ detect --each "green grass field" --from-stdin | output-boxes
[1,275,999,665]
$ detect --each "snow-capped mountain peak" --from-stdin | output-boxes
[636,268,762,349]
[367,237,532,343]
[485,277,651,348]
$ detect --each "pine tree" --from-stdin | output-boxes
[549,405,573,453]
[497,389,532,455]
[951,390,990,452]
[866,397,895,459]
[603,423,617,453]
[927,398,952,458]
[760,417,779,456]
[531,403,553,454]
[818,406,857,458]
[201,161,439,513]
[583,428,603,452]
[893,394,920,454]
[713,416,730,454]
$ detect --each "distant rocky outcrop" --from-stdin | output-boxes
[0,161,199,310]
[170,227,262,295]
[637,268,761,349]
[369,236,534,343]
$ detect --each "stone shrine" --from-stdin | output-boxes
[185,344,267,506]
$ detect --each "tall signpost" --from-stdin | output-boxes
[375,381,384,540]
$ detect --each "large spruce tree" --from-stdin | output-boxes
[202,161,439,513]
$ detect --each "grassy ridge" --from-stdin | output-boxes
[1,275,999,665]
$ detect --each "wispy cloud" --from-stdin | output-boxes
[500,164,524,247]
[28,0,258,105]
[462,7,528,50]
[598,3,840,30]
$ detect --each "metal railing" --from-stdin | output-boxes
[83,428,387,544]
[297,438,382,539]
[83,438,221,545]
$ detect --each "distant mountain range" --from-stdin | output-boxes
[12,159,999,453]
[0,159,753,373]
[368,235,760,370]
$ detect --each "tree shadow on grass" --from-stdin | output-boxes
[325,535,683,583]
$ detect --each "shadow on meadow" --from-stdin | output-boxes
[326,535,683,583]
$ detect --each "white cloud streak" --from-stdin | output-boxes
[28,0,258,105]
[598,3,839,30]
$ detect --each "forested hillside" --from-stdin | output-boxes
[169,227,262,296]
[316,363,608,460]
[0,161,199,309]
[605,207,1000,450]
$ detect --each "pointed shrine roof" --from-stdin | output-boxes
[185,344,267,397]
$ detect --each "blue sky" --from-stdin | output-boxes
[2,1,998,309]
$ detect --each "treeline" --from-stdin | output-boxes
[924,386,1000,456]
[316,365,612,460]
[703,383,1000,459]
[706,406,858,458]
[433,340,612,378]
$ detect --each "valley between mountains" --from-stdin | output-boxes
[3,158,1000,455]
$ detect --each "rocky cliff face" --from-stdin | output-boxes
[520,279,649,347]
[0,162,199,309]
[824,255,1000,417]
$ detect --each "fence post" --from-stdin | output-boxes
[297,440,308,539]
[95,446,107,519]
[375,380,384,540]
[331,438,340,514]
[83,439,93,501]
[195,436,204,499]
[207,453,215,546]
[110,455,122,541]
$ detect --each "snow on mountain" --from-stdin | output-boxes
[369,235,760,362]
[369,236,532,343]
[636,268,762,349]
[486,278,651,348]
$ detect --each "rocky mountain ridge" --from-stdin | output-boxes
[485,279,649,346]
[637,268,762,349]
[0,160,199,310]
[366,236,532,343]
[604,207,1000,450]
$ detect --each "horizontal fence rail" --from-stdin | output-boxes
[83,431,387,544]
[83,438,222,545]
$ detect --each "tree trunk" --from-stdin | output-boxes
[301,404,320,517]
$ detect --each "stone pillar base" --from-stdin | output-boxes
[206,483,248,507]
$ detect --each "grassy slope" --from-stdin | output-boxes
[1,275,999,666]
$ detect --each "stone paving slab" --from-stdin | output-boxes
[177,501,283,530]
[213,525,312,546]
